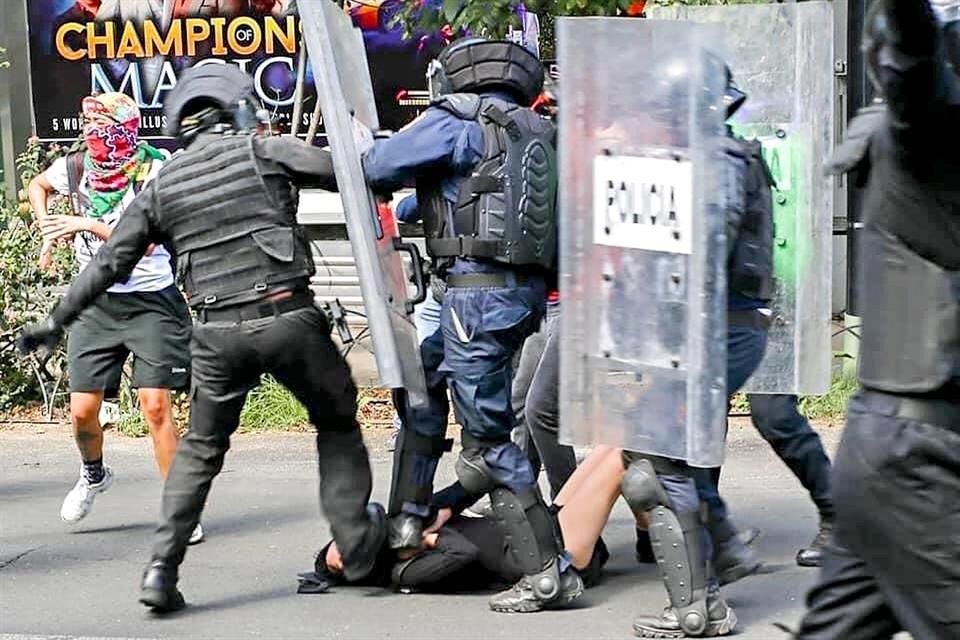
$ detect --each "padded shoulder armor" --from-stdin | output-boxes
[431,93,483,121]
[825,105,885,178]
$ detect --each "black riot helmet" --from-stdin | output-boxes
[724,65,747,119]
[426,38,544,106]
[164,64,266,145]
[864,0,960,100]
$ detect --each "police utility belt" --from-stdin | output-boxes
[863,389,960,438]
[445,272,535,288]
[727,308,773,331]
[197,290,314,324]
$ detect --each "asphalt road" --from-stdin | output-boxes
[1,421,846,640]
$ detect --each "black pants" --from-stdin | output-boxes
[747,394,833,519]
[152,305,376,571]
[523,327,578,500]
[797,390,960,640]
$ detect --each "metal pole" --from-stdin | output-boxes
[290,39,307,137]
[843,0,872,374]
[305,94,323,144]
[0,0,34,197]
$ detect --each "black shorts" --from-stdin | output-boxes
[67,286,192,394]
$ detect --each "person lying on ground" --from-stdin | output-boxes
[304,446,634,594]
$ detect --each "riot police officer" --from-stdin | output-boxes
[687,67,773,588]
[620,66,774,638]
[18,64,386,613]
[362,38,582,613]
[794,0,960,637]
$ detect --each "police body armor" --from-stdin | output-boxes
[725,136,775,302]
[417,94,558,274]
[829,106,960,394]
[155,133,315,310]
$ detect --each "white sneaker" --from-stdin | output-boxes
[188,523,205,545]
[98,401,121,427]
[463,494,493,518]
[60,466,114,523]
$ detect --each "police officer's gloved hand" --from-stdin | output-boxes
[17,316,64,361]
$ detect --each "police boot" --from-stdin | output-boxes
[710,518,762,586]
[139,560,185,613]
[489,559,585,613]
[633,585,738,638]
[796,515,833,568]
[386,425,450,551]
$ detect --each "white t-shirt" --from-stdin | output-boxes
[46,155,175,293]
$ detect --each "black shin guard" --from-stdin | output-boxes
[622,457,709,636]
[490,486,563,601]
[386,429,452,516]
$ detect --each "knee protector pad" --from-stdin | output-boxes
[455,448,497,496]
[621,457,671,513]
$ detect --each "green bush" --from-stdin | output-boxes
[0,139,76,411]
[799,374,858,422]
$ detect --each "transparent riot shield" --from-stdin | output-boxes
[652,2,835,395]
[299,0,427,405]
[557,18,728,467]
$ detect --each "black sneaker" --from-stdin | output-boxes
[489,567,584,613]
[578,537,610,588]
[796,517,833,568]
[139,561,185,613]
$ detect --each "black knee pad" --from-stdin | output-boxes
[455,448,497,496]
[621,457,671,513]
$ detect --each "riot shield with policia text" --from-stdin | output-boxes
[299,0,428,406]
[557,18,729,468]
[652,2,835,395]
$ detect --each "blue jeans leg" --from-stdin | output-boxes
[695,325,769,532]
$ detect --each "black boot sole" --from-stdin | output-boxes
[139,588,186,613]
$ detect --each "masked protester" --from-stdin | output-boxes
[19,65,386,614]
[26,93,201,543]
[791,0,960,637]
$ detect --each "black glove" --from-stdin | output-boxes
[17,317,64,360]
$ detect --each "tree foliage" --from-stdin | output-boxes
[392,0,762,46]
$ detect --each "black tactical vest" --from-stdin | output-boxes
[829,106,960,394]
[417,94,558,272]
[723,135,775,302]
[153,133,315,309]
